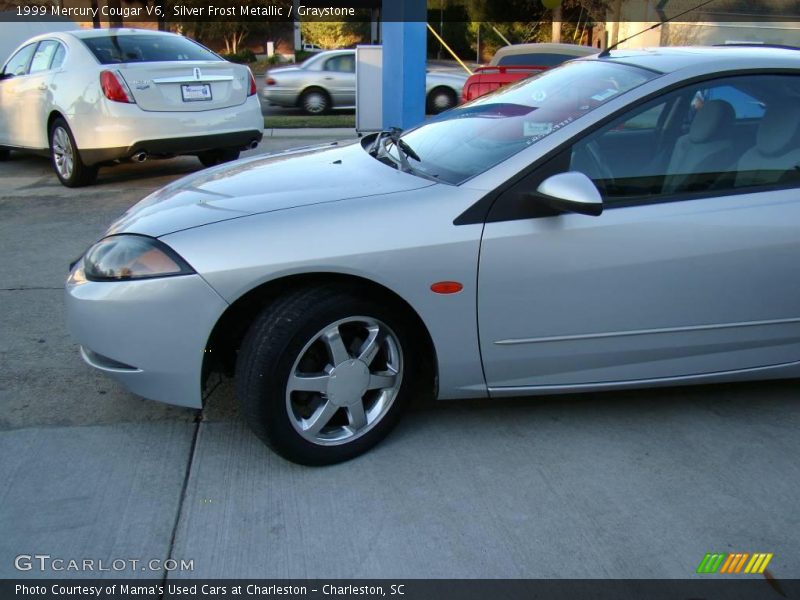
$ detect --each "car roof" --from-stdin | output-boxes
[311,49,354,57]
[493,43,596,59]
[591,45,800,74]
[65,27,176,40]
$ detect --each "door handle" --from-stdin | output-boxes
[324,77,334,81]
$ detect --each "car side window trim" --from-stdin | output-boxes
[454,67,800,226]
[48,42,68,71]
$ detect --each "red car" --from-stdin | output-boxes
[462,42,596,102]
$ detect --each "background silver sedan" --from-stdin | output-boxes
[67,46,800,465]
[263,49,467,114]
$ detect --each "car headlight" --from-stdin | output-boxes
[82,234,195,282]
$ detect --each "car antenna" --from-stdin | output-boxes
[599,0,719,58]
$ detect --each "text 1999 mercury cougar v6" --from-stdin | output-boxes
[67,47,800,464]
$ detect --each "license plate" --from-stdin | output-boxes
[181,84,212,102]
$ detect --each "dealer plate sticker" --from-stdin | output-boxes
[181,84,212,102]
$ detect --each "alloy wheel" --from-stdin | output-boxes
[285,316,403,446]
[52,126,74,180]
[302,91,328,114]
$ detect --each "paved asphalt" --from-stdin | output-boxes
[1,133,799,581]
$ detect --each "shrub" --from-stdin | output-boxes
[221,49,257,64]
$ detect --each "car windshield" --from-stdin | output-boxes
[82,34,220,64]
[387,60,658,184]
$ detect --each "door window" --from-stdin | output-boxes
[324,54,355,73]
[29,40,60,74]
[50,43,67,70]
[3,43,37,77]
[568,74,800,204]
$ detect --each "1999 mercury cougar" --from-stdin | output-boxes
[66,47,800,464]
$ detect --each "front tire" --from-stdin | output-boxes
[49,118,97,187]
[236,285,422,465]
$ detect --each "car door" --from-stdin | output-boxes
[321,53,355,107]
[0,42,37,147]
[478,73,800,392]
[14,40,63,148]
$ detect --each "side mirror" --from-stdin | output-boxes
[535,171,603,217]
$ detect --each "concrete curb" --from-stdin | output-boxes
[264,128,358,138]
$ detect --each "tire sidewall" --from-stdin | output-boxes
[237,289,419,465]
[427,87,456,114]
[49,118,95,187]
[300,89,329,115]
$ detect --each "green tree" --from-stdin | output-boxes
[300,21,365,49]
[464,0,603,60]
[169,0,284,54]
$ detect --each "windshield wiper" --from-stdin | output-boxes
[368,127,421,174]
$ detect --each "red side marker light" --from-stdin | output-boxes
[431,281,463,294]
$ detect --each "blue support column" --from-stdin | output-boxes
[381,0,427,130]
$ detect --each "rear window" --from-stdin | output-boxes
[81,34,220,65]
[497,53,577,67]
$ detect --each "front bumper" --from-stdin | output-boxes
[65,268,229,408]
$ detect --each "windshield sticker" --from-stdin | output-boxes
[591,88,619,102]
[525,116,576,145]
[524,121,553,137]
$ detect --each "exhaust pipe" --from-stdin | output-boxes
[248,140,259,150]
[132,152,148,163]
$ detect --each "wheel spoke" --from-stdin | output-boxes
[323,326,350,366]
[285,315,404,446]
[301,400,338,435]
[367,371,397,391]
[357,325,381,366]
[347,401,367,431]
[53,128,73,178]
[288,373,330,393]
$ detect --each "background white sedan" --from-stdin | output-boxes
[0,28,264,186]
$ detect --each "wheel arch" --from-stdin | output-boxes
[47,110,67,136]
[202,272,438,396]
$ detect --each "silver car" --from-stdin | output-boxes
[67,47,800,465]
[263,49,467,114]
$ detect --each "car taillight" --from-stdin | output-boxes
[265,77,277,86]
[100,70,135,103]
[248,70,257,96]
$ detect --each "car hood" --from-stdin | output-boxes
[105,140,435,238]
